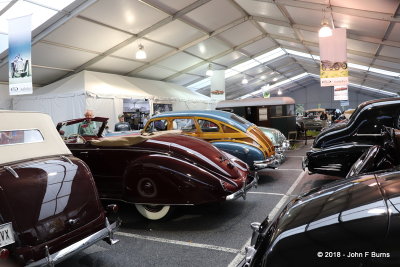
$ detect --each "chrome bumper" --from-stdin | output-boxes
[226,172,259,201]
[26,218,120,267]
[302,156,308,170]
[238,222,263,267]
[253,156,279,169]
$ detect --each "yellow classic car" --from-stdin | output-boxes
[144,110,277,169]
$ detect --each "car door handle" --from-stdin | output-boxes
[80,151,88,154]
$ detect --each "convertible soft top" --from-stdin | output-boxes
[0,111,71,165]
[90,130,182,147]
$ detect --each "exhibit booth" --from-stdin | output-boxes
[12,70,215,127]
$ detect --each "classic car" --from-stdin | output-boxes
[296,108,328,131]
[346,127,400,178]
[10,54,30,78]
[144,110,277,169]
[0,111,118,266]
[216,97,297,137]
[239,166,400,267]
[258,127,290,163]
[304,97,400,176]
[57,117,257,220]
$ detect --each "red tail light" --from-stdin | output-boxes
[0,249,10,259]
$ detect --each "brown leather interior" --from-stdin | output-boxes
[90,130,182,147]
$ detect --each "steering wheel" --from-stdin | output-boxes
[65,133,86,144]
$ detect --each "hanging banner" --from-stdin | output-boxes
[8,15,33,95]
[210,70,225,101]
[334,85,348,100]
[319,28,348,87]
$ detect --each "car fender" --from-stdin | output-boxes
[211,141,264,167]
[121,154,228,205]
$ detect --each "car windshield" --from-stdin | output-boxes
[59,120,103,137]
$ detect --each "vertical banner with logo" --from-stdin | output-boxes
[8,15,33,95]
[210,70,225,101]
[319,28,348,87]
[334,85,348,100]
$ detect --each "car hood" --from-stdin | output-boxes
[0,157,103,247]
[141,134,246,179]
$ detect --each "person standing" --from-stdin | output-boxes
[78,110,97,136]
[114,114,131,132]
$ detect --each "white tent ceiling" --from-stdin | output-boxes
[0,0,399,100]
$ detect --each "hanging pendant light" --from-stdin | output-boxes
[206,63,213,77]
[136,44,147,59]
[319,9,332,37]
[319,21,332,37]
[277,89,282,95]
[241,76,248,84]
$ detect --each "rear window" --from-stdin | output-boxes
[0,129,44,146]
[198,119,220,132]
[172,118,196,132]
[145,119,168,132]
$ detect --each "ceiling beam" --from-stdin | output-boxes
[124,16,250,75]
[59,0,212,78]
[254,0,400,22]
[163,33,268,81]
[0,0,98,67]
[252,16,400,49]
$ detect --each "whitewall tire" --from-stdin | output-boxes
[135,204,171,220]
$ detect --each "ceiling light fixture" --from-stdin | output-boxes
[241,76,248,84]
[206,63,213,77]
[260,75,266,80]
[273,77,278,82]
[319,9,332,37]
[277,89,282,95]
[136,43,147,59]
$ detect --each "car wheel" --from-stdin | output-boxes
[135,204,171,220]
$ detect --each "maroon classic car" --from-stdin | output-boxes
[0,111,118,266]
[57,117,257,220]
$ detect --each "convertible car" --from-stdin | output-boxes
[57,117,257,220]
[258,127,289,163]
[0,111,118,266]
[240,165,400,267]
[304,97,400,176]
[144,110,277,169]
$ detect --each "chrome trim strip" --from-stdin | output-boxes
[253,156,279,169]
[4,166,19,178]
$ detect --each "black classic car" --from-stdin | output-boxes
[240,167,400,267]
[304,97,400,176]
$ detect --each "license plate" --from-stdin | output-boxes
[0,223,15,247]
